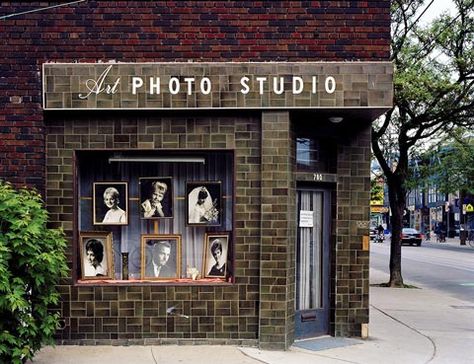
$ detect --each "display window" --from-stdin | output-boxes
[76,150,234,284]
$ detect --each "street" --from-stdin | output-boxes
[371,238,474,302]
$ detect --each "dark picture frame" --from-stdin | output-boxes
[186,181,222,226]
[93,182,128,225]
[203,232,229,279]
[141,234,181,280]
[139,177,173,219]
[79,232,114,280]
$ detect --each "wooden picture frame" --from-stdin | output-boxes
[186,181,222,226]
[202,232,229,278]
[93,182,128,225]
[141,234,181,280]
[139,177,173,219]
[79,232,114,280]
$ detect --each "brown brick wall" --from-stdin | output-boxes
[0,1,390,191]
[46,114,262,344]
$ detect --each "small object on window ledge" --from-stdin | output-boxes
[186,266,201,280]
[121,252,129,280]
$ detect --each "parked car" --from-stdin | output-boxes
[401,228,422,246]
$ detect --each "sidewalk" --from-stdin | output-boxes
[31,267,474,364]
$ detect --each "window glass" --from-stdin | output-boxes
[77,150,234,284]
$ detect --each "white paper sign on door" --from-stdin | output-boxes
[299,210,314,228]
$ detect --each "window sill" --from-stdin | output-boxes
[75,277,233,286]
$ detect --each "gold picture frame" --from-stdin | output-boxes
[202,232,229,279]
[141,234,181,280]
[79,231,114,280]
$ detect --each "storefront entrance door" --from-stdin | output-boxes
[295,188,330,339]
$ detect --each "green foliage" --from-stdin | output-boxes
[0,181,68,364]
[423,132,474,194]
[371,0,474,286]
[371,178,385,204]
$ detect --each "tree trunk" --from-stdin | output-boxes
[387,175,405,287]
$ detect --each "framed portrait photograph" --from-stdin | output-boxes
[186,181,221,226]
[93,182,128,225]
[141,234,181,280]
[139,177,173,219]
[203,232,229,279]
[79,232,114,280]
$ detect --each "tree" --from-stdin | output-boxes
[0,181,68,363]
[425,131,474,195]
[371,177,385,205]
[372,0,474,286]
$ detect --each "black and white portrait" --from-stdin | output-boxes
[139,177,173,219]
[93,182,128,225]
[203,233,229,278]
[186,182,221,226]
[80,232,114,280]
[141,235,181,280]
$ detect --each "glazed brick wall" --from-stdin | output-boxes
[259,112,296,350]
[46,113,262,344]
[334,123,371,336]
[0,1,390,191]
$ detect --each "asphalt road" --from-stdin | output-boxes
[370,238,474,302]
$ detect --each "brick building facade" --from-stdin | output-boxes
[0,1,392,349]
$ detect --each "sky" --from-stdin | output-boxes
[421,0,456,23]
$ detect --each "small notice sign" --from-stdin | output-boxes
[299,210,314,228]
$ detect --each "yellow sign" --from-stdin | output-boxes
[371,206,389,213]
[466,204,474,213]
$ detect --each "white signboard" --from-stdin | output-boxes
[299,210,314,228]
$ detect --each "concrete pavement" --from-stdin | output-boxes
[31,256,474,364]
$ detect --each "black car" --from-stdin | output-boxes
[401,228,422,246]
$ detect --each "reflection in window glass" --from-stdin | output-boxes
[297,138,318,168]
[296,137,336,173]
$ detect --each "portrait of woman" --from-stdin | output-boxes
[93,182,128,225]
[80,232,114,280]
[202,233,229,279]
[186,182,221,226]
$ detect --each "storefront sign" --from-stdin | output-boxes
[43,62,393,110]
[299,210,314,227]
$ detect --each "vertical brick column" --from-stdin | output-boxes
[334,124,371,336]
[259,112,296,349]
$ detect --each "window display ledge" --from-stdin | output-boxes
[75,278,233,286]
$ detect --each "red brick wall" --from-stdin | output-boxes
[0,1,390,191]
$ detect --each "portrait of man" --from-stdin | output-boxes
[142,235,181,280]
[80,232,114,280]
[203,233,229,279]
[139,177,173,219]
[186,182,221,226]
[93,182,128,225]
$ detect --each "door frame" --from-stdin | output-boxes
[294,185,332,339]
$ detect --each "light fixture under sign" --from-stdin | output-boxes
[328,116,344,124]
[108,156,206,164]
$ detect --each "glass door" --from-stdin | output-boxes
[295,188,330,338]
